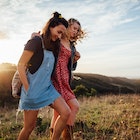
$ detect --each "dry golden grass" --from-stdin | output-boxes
[0,94,140,140]
[75,94,140,140]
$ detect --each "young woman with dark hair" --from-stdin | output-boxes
[17,12,70,140]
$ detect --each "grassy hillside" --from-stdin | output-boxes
[0,64,140,139]
[0,63,18,107]
[72,73,140,94]
[0,94,140,139]
[0,63,140,107]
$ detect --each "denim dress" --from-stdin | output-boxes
[18,48,60,110]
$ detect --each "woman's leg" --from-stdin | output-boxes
[49,110,59,138]
[17,110,39,140]
[66,98,79,126]
[50,96,71,140]
[50,109,59,129]
[62,98,79,140]
[51,98,79,128]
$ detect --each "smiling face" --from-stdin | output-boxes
[50,24,67,41]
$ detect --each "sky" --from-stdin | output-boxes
[0,0,140,78]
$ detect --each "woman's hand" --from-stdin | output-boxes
[31,31,41,38]
[73,51,81,63]
[18,50,34,92]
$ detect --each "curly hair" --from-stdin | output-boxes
[68,18,86,43]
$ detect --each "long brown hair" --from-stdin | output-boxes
[41,12,68,56]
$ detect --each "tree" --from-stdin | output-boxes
[90,88,97,96]
[73,84,89,97]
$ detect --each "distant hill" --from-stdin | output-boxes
[1,63,140,107]
[72,73,140,94]
[0,63,140,97]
